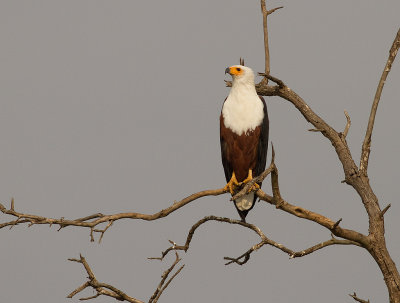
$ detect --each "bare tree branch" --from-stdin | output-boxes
[260,0,283,83]
[260,0,270,79]
[0,188,227,241]
[225,235,360,265]
[232,145,366,247]
[68,253,184,303]
[255,18,400,300]
[149,216,255,260]
[254,154,368,246]
[256,189,367,245]
[360,28,400,176]
[149,215,361,267]
[149,252,184,303]
[68,254,144,302]
[350,292,370,303]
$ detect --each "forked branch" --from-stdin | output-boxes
[68,254,143,302]
[68,253,184,303]
[149,215,360,266]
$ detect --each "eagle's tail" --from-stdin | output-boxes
[234,192,256,222]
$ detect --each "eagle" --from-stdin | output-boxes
[220,65,269,222]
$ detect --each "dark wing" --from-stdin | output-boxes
[220,137,232,183]
[254,96,269,181]
[220,101,233,183]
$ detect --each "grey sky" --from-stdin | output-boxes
[0,1,399,302]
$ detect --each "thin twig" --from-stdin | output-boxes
[95,220,114,243]
[260,0,270,79]
[260,0,282,79]
[267,6,283,15]
[308,128,324,132]
[360,28,400,176]
[66,281,90,298]
[332,218,343,229]
[343,110,351,138]
[381,204,391,217]
[349,292,370,303]
[258,72,286,88]
[153,265,184,303]
[149,252,184,303]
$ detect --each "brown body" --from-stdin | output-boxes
[220,117,262,182]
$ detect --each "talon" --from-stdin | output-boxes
[244,181,260,194]
[242,170,260,193]
[224,172,239,195]
[249,183,260,193]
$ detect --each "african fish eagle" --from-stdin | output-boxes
[220,65,269,222]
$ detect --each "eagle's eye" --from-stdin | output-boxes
[236,67,241,71]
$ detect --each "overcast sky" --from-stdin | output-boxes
[1,1,399,302]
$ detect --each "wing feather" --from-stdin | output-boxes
[254,96,269,181]
[220,99,233,183]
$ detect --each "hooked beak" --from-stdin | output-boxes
[225,67,231,75]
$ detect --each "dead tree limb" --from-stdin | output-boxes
[360,28,400,176]
[224,235,360,265]
[0,188,226,241]
[68,253,184,303]
[68,254,143,302]
[149,215,361,266]
[260,0,283,83]
[256,11,400,300]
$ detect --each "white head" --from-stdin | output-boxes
[225,65,256,87]
[222,64,264,135]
